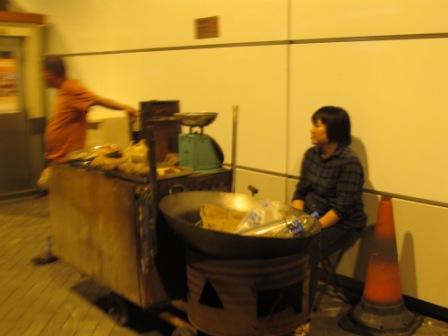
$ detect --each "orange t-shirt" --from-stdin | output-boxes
[45,79,97,162]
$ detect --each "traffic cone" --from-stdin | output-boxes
[339,196,423,335]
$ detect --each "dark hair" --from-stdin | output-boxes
[312,106,351,146]
[43,55,66,77]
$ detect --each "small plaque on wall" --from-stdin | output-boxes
[195,16,219,39]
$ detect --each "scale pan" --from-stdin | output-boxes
[174,112,218,127]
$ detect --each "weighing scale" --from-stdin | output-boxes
[174,112,224,171]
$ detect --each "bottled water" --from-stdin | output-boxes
[237,216,306,238]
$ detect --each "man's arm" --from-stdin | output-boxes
[94,96,139,120]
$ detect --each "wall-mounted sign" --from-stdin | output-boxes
[195,16,219,39]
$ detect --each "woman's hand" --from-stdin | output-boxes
[297,214,322,236]
[291,199,304,210]
[318,209,340,229]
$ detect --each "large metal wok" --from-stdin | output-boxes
[159,191,317,259]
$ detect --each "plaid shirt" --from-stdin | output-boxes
[292,146,366,228]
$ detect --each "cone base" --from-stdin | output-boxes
[338,298,423,336]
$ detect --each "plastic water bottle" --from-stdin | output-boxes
[237,216,306,238]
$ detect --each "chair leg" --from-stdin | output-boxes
[312,249,346,311]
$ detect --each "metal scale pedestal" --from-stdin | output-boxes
[175,112,224,171]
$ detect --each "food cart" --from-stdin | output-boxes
[50,164,231,326]
[49,102,232,333]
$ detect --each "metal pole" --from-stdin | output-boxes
[231,105,238,192]
[143,125,158,257]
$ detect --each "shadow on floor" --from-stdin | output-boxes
[72,277,178,335]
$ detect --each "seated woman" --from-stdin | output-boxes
[291,105,367,310]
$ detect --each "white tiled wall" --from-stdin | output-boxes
[17,0,288,54]
[290,0,448,39]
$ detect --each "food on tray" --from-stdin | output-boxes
[118,161,149,176]
[160,153,179,166]
[123,140,148,163]
[90,155,127,171]
[199,204,248,233]
[66,144,121,162]
[69,140,191,179]
[157,166,181,176]
[93,144,120,156]
[65,149,92,161]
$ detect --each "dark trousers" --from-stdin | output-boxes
[308,224,361,311]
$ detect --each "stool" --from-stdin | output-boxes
[312,229,362,311]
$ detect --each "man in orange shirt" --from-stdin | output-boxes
[34,56,138,264]
[43,55,138,163]
[36,55,138,189]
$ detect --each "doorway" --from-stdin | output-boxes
[0,36,32,197]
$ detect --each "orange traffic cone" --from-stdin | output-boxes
[339,196,422,335]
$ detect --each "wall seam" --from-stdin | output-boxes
[228,165,448,208]
[57,32,448,58]
[284,0,292,203]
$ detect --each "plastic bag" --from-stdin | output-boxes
[37,167,51,191]
[235,199,290,233]
[234,199,320,238]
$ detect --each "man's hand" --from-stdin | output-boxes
[123,106,139,122]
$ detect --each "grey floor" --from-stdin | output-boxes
[0,195,447,336]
